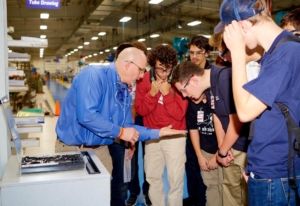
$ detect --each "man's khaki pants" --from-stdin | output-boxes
[55,139,113,174]
[201,150,223,206]
[222,148,248,206]
[144,135,186,206]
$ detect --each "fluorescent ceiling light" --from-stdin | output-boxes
[147,47,152,50]
[65,54,68,56]
[8,50,12,53]
[150,34,159,38]
[84,42,90,45]
[40,25,47,30]
[40,35,46,39]
[71,51,74,53]
[138,38,145,42]
[99,51,103,54]
[78,46,83,49]
[149,0,163,4]
[91,36,98,40]
[105,49,110,52]
[88,55,92,57]
[119,16,132,22]
[40,13,49,19]
[187,21,201,26]
[40,48,44,50]
[89,63,103,65]
[202,34,212,38]
[98,32,106,36]
[74,49,78,51]
[113,47,117,50]
[93,53,97,56]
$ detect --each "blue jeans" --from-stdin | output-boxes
[248,171,300,206]
[128,115,150,197]
[109,142,136,206]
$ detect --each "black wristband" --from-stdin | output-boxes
[218,150,228,158]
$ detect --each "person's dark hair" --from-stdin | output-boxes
[188,35,212,51]
[171,61,204,85]
[148,44,178,68]
[132,41,147,56]
[280,8,300,30]
[115,43,133,59]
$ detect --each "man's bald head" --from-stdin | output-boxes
[117,47,147,62]
[115,47,147,85]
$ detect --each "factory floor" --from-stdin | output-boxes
[22,79,188,205]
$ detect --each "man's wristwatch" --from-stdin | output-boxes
[218,150,228,158]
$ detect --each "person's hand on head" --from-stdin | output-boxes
[159,125,187,137]
[223,20,246,54]
[120,127,139,145]
[159,81,171,95]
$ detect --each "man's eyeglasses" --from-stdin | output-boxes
[183,75,193,89]
[125,60,145,73]
[218,48,229,60]
[155,66,173,73]
[188,50,206,56]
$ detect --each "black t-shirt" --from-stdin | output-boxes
[186,98,218,154]
[209,65,250,152]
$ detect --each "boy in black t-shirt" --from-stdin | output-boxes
[186,92,222,206]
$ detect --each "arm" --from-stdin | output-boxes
[223,21,267,122]
[189,129,210,171]
[135,76,160,116]
[76,68,120,138]
[218,113,243,155]
[213,114,225,147]
[217,113,243,166]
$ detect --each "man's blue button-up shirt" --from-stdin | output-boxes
[56,63,159,146]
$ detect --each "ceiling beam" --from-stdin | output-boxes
[55,0,106,54]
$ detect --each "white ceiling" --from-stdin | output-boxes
[7,0,300,61]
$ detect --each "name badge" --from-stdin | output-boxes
[197,110,204,123]
[211,95,215,109]
[158,94,164,105]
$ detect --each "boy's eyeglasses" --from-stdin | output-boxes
[155,66,173,73]
[183,75,193,88]
[218,48,229,60]
[188,50,206,56]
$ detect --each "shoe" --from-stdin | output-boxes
[144,195,152,206]
[126,194,138,206]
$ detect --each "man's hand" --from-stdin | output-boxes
[149,80,162,96]
[217,149,234,167]
[120,127,139,145]
[197,155,210,171]
[159,81,171,96]
[243,170,249,183]
[126,143,136,159]
[207,153,219,170]
[159,125,187,137]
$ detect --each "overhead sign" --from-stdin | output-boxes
[26,0,60,10]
